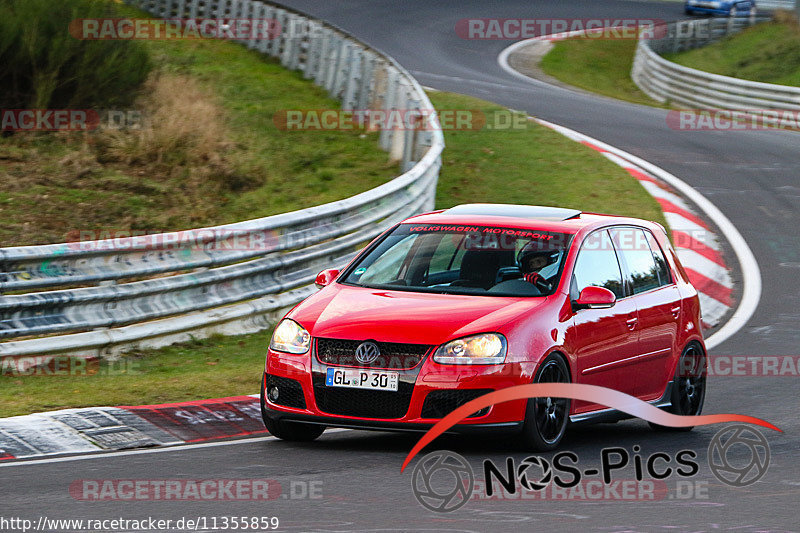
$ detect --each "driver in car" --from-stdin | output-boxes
[518,246,559,291]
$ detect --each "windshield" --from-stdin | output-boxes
[342,224,573,297]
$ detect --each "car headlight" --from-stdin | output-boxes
[433,333,507,365]
[269,319,311,354]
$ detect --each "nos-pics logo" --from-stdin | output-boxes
[411,424,771,513]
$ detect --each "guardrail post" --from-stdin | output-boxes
[228,0,243,44]
[401,97,421,171]
[671,22,679,54]
[291,17,306,70]
[314,30,332,86]
[379,68,398,151]
[303,22,322,79]
[389,83,409,163]
[341,47,362,110]
[241,0,257,48]
[278,9,292,61]
[357,51,376,111]
[327,39,349,98]
[281,14,297,67]
[211,0,225,18]
[155,0,167,17]
[256,5,275,54]
[247,1,262,50]
[323,36,340,92]
[268,8,286,57]
[295,17,311,72]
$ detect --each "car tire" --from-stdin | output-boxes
[649,342,707,432]
[520,353,571,451]
[260,386,326,442]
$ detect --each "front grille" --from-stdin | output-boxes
[312,374,414,419]
[420,389,493,419]
[316,338,430,369]
[265,374,306,409]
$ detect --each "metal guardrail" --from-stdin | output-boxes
[756,0,796,10]
[0,0,444,358]
[632,16,800,111]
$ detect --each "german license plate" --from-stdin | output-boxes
[325,367,399,391]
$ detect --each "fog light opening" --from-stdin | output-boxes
[268,386,280,402]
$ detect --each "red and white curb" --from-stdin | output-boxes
[532,117,733,330]
[0,395,264,461]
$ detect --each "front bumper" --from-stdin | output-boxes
[263,348,535,431]
[262,408,523,435]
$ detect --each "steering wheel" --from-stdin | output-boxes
[534,277,551,293]
[525,272,551,293]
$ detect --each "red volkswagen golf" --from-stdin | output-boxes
[261,204,707,450]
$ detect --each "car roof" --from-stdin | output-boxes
[402,204,658,234]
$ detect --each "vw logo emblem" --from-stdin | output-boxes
[355,341,381,364]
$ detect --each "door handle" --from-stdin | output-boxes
[671,306,681,319]
[626,317,638,330]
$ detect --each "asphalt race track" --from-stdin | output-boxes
[3,1,799,531]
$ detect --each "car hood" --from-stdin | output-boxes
[288,284,547,345]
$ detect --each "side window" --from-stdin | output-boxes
[611,228,660,295]
[572,230,625,299]
[450,245,467,272]
[359,234,417,284]
[645,231,672,286]
[427,234,464,275]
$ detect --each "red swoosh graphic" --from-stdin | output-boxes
[401,383,781,472]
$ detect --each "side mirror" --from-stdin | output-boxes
[572,286,616,310]
[315,269,340,289]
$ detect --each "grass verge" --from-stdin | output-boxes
[0,20,396,246]
[665,19,800,85]
[0,90,667,417]
[539,17,800,106]
[0,332,273,416]
[539,38,663,107]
